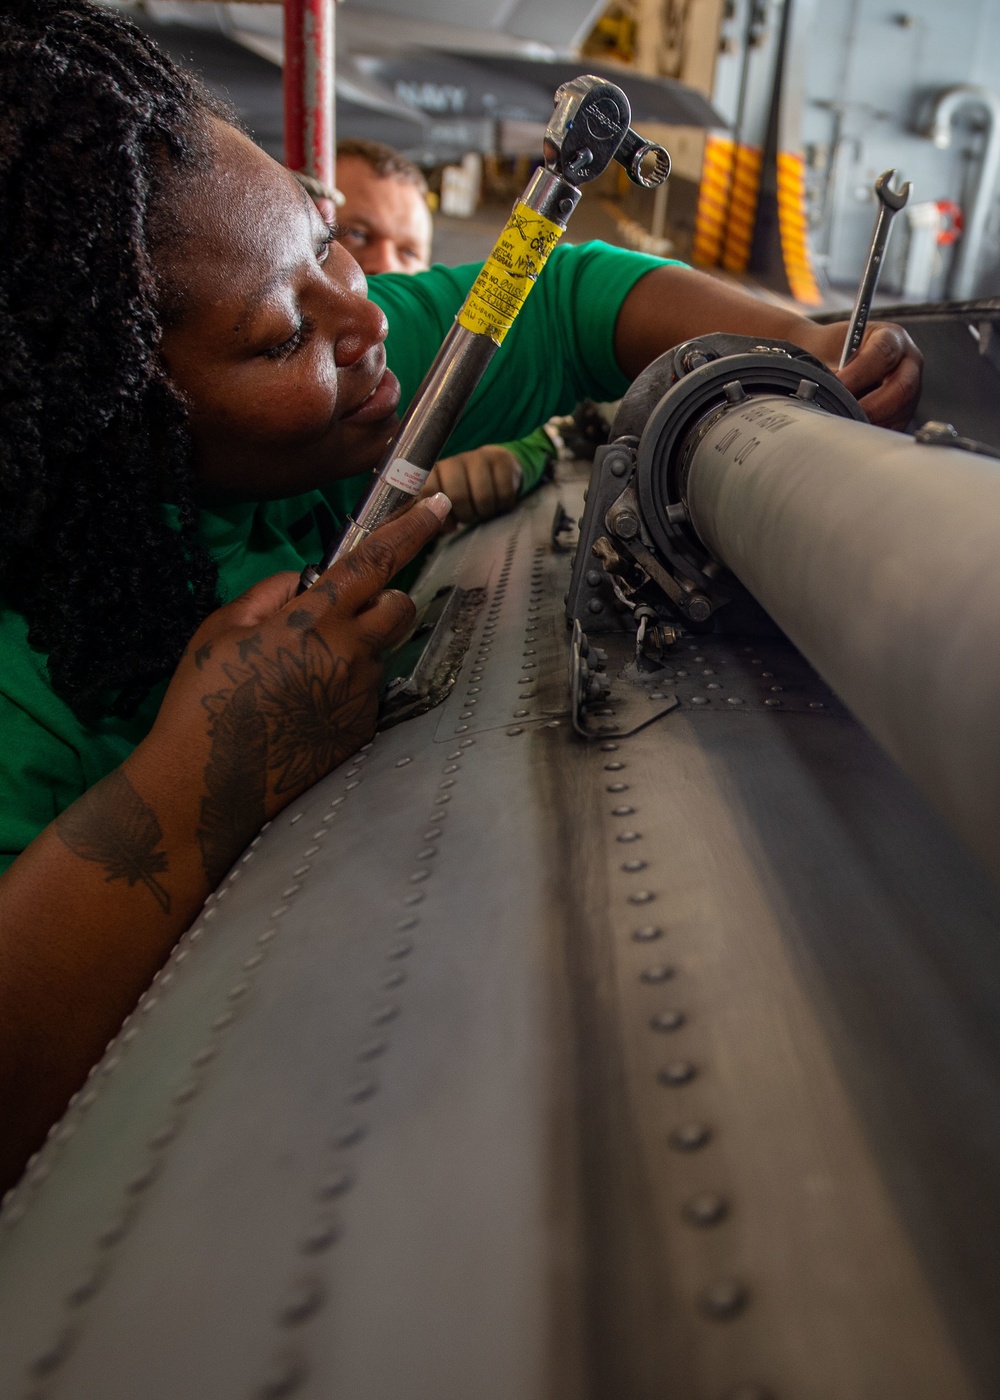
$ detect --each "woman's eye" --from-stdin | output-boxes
[260,315,316,360]
[317,227,336,265]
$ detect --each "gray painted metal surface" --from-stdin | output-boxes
[2,473,1000,1397]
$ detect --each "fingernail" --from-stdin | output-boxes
[424,491,452,521]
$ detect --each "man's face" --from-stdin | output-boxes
[335,156,432,276]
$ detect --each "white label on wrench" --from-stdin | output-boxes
[383,457,429,496]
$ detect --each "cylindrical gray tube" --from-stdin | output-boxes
[683,395,1000,882]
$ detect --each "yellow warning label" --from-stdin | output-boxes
[457,202,563,344]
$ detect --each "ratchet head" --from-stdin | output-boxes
[875,168,911,212]
[544,75,670,189]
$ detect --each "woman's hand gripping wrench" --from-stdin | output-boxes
[839,169,911,370]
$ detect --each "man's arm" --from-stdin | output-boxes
[614,264,922,430]
[421,428,554,524]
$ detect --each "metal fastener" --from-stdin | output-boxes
[606,782,629,793]
[507,727,524,736]
[669,1122,711,1151]
[622,858,647,872]
[604,761,625,771]
[269,1269,322,1328]
[372,1003,399,1025]
[641,963,675,980]
[632,926,662,942]
[300,1216,341,1254]
[629,890,655,905]
[330,1119,365,1148]
[683,1192,728,1226]
[30,1327,76,1377]
[659,1060,696,1086]
[651,1009,684,1031]
[617,831,641,843]
[346,1080,377,1104]
[611,805,636,816]
[356,1039,387,1061]
[316,1169,353,1200]
[258,1348,308,1398]
[699,1278,748,1320]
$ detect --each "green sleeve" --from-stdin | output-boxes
[324,243,683,536]
[367,243,683,457]
[498,426,556,496]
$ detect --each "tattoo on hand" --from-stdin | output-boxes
[56,770,171,913]
[197,676,268,889]
[195,625,375,886]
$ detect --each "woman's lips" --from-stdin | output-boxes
[340,367,400,425]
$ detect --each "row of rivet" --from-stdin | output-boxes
[258,688,485,1396]
[20,748,376,1397]
[455,530,519,737]
[666,642,824,713]
[508,543,562,737]
[600,738,773,1400]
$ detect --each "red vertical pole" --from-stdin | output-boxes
[283,0,336,192]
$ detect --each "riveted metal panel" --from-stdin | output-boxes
[0,470,997,1399]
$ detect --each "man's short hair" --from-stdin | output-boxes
[337,139,428,195]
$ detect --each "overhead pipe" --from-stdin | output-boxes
[926,85,1000,301]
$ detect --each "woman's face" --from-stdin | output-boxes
[158,117,400,501]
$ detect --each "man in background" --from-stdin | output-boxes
[336,138,556,524]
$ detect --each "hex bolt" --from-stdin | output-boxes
[686,594,713,624]
[683,1191,728,1226]
[611,509,640,540]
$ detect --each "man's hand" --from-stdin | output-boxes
[422,446,523,525]
[803,320,923,430]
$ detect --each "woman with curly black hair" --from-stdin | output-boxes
[0,0,921,1187]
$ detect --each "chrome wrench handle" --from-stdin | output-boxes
[839,168,911,371]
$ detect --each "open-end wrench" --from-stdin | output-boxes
[839,169,911,370]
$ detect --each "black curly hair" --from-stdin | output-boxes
[0,0,232,721]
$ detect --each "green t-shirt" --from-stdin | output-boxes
[0,242,677,873]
